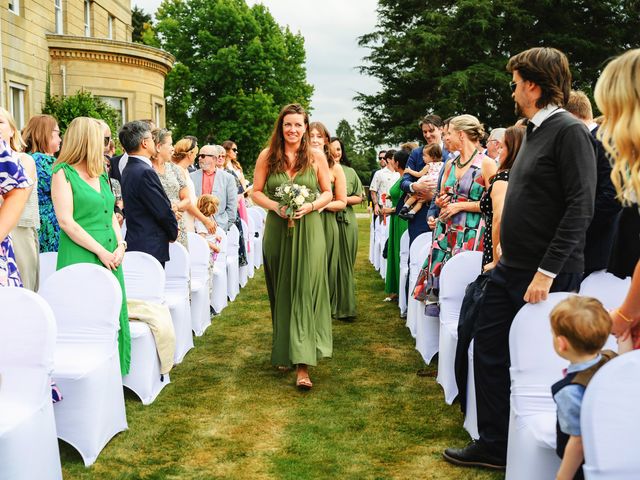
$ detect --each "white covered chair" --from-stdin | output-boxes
[579,270,631,309]
[246,214,259,274]
[414,246,440,364]
[226,224,241,301]
[437,251,483,404]
[247,208,263,269]
[38,251,58,290]
[581,350,640,479]
[369,214,376,265]
[406,232,431,338]
[372,216,382,271]
[463,340,479,440]
[379,219,390,280]
[39,264,127,466]
[0,288,62,480]
[165,242,194,364]
[187,232,212,336]
[397,230,410,318]
[505,293,617,480]
[211,227,229,313]
[121,251,170,405]
[239,219,251,286]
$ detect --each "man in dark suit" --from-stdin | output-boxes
[119,121,178,267]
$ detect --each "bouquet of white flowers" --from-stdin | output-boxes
[274,181,316,235]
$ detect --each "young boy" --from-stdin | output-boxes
[398,143,443,220]
[550,295,616,480]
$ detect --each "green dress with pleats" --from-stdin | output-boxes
[53,163,131,375]
[384,178,408,294]
[263,167,332,366]
[335,165,363,319]
[321,181,339,317]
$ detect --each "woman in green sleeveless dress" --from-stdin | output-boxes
[51,117,130,375]
[252,104,334,390]
[383,150,409,299]
[309,122,347,318]
[331,137,364,320]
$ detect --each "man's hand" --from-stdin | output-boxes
[412,180,435,194]
[523,271,554,303]
[374,204,380,216]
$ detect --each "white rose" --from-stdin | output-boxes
[300,186,310,197]
[284,185,291,194]
[294,195,305,206]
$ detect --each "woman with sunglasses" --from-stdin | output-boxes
[222,141,251,258]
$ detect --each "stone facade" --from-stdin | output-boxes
[0,0,173,128]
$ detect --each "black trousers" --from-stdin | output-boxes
[473,262,582,458]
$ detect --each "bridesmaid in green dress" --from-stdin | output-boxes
[309,121,347,318]
[252,104,333,390]
[51,117,131,375]
[383,150,409,300]
[330,137,364,320]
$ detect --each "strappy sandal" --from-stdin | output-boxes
[296,376,313,391]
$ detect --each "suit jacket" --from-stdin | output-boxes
[109,153,124,183]
[121,156,178,263]
[190,168,237,231]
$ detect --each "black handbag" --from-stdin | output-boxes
[382,238,389,259]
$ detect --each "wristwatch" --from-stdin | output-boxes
[118,240,128,250]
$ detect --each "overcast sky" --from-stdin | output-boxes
[132,0,380,134]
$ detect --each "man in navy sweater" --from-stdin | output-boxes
[443,47,597,470]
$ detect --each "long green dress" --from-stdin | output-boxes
[335,165,363,319]
[321,181,340,318]
[263,167,332,367]
[384,178,408,294]
[53,163,131,375]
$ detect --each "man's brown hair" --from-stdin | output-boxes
[550,296,611,354]
[507,47,572,109]
[565,90,593,121]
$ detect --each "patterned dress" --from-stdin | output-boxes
[417,152,487,300]
[33,152,60,252]
[0,145,33,286]
[156,161,188,250]
[479,170,509,267]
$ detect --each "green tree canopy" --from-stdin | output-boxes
[131,6,152,44]
[357,0,640,146]
[335,118,377,184]
[42,90,120,136]
[155,0,313,172]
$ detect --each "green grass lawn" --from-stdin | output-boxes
[60,218,504,480]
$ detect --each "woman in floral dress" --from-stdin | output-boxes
[23,114,62,253]
[415,115,496,315]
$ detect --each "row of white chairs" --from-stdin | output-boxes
[0,207,267,477]
[372,217,638,479]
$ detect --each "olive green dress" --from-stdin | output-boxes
[321,182,340,318]
[335,165,363,319]
[263,167,332,366]
[53,163,131,375]
[384,178,408,294]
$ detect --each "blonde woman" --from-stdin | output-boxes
[51,117,130,375]
[1,108,40,290]
[594,48,640,348]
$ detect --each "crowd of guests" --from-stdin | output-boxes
[371,47,640,478]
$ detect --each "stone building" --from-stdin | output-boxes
[0,0,174,128]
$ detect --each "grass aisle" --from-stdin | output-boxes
[61,219,504,480]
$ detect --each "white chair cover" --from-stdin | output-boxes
[373,217,381,271]
[239,219,251,286]
[582,350,640,479]
[39,264,127,466]
[211,227,229,313]
[187,232,212,336]
[165,242,194,364]
[38,251,57,291]
[398,230,410,317]
[226,225,241,301]
[121,251,171,405]
[579,270,631,309]
[0,288,62,480]
[247,208,263,269]
[437,251,483,404]
[369,213,376,265]
[414,244,439,364]
[406,232,431,338]
[463,340,479,440]
[379,219,389,280]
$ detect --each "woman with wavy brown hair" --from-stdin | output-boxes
[252,103,333,390]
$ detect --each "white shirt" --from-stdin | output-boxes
[370,167,400,206]
[118,152,132,173]
[529,104,564,132]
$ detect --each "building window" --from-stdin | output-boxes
[99,97,126,127]
[9,83,26,130]
[107,15,114,39]
[8,0,19,15]
[84,0,91,36]
[154,103,163,127]
[54,0,63,34]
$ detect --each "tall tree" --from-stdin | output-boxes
[155,0,313,170]
[335,119,377,183]
[131,6,152,44]
[357,0,640,146]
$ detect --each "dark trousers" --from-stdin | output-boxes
[473,262,581,458]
